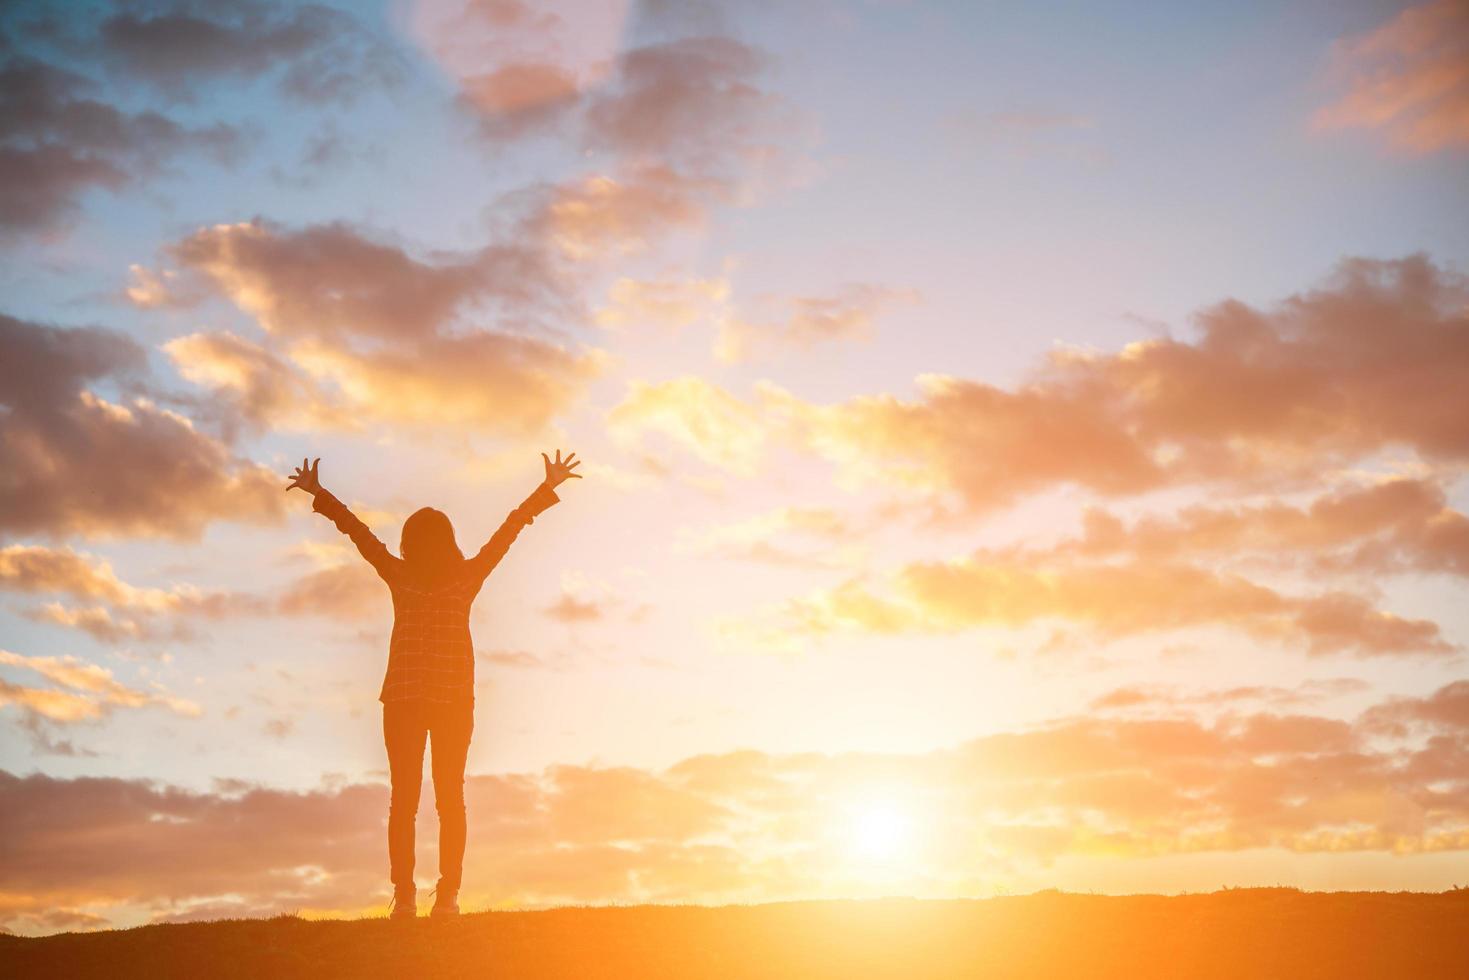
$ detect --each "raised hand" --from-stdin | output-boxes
[540,449,582,490]
[285,457,323,496]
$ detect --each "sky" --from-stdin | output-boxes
[1,0,1467,936]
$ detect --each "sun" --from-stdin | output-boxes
[847,801,912,862]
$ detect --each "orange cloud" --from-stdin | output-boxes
[477,648,549,669]
[594,274,914,364]
[151,220,604,433]
[274,561,384,621]
[3,680,1466,932]
[609,377,776,476]
[0,544,265,642]
[162,331,348,433]
[618,259,1468,661]
[409,0,628,138]
[0,545,255,616]
[1065,478,1469,577]
[715,284,920,363]
[531,166,719,260]
[123,264,197,309]
[167,220,562,342]
[612,256,1469,510]
[21,603,147,645]
[0,313,283,540]
[742,477,1463,657]
[543,591,604,623]
[1315,0,1469,153]
[413,3,795,181]
[0,545,184,610]
[0,649,200,724]
[774,475,1468,656]
[541,570,639,625]
[1360,681,1469,736]
[1092,678,1371,713]
[0,681,106,724]
[595,273,731,332]
[459,62,580,134]
[288,332,601,433]
[745,557,1451,659]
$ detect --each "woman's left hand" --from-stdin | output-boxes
[541,449,582,489]
[286,457,323,495]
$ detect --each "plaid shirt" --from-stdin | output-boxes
[312,483,559,705]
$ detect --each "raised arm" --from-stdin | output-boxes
[468,450,581,580]
[286,458,401,583]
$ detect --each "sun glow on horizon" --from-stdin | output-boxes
[844,796,918,866]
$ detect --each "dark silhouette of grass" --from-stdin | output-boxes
[3,889,1466,979]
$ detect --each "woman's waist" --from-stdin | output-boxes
[386,637,474,653]
[388,619,473,639]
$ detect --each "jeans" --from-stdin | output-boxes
[382,699,474,891]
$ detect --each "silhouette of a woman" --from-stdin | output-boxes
[286,451,581,918]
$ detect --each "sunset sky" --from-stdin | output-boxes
[2,0,1468,936]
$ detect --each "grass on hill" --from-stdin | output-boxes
[3,888,1467,979]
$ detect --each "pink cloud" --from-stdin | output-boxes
[3,680,1466,933]
[1315,0,1469,153]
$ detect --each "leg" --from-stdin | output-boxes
[428,701,474,892]
[382,700,428,889]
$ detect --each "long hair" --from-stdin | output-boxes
[400,507,465,570]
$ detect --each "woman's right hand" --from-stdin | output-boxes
[285,457,323,496]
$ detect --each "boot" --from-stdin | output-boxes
[430,885,460,918]
[389,884,416,920]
